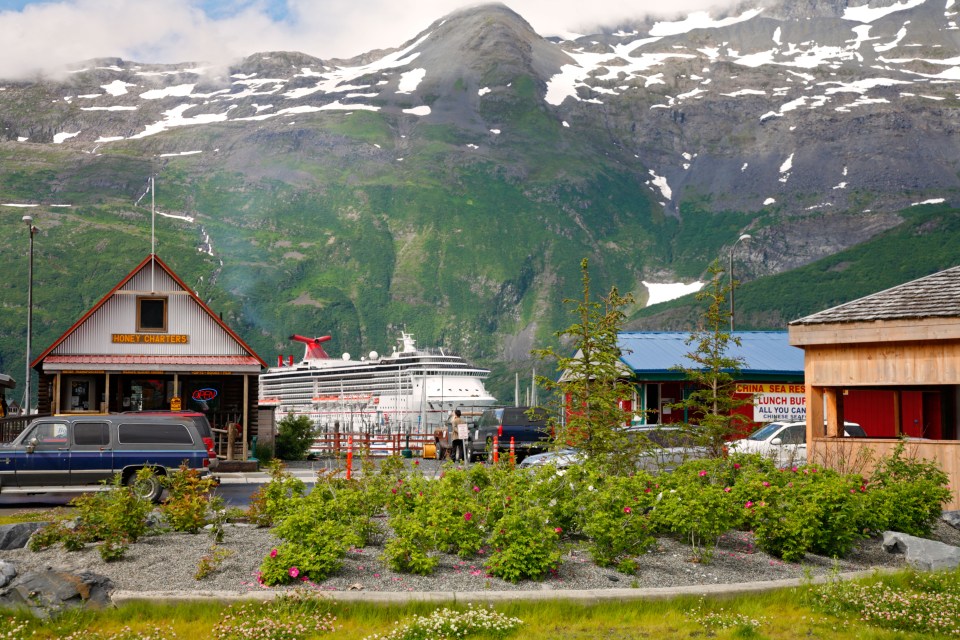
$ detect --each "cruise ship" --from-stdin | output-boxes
[259,332,497,434]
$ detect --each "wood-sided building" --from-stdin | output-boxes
[789,265,960,510]
[30,254,266,458]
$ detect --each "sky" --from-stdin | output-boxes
[0,0,728,79]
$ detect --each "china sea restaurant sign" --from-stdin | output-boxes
[735,383,806,422]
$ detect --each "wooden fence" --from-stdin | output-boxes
[810,437,960,510]
[310,431,437,457]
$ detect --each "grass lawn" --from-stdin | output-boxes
[3,571,958,639]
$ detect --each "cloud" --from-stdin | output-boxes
[0,0,732,80]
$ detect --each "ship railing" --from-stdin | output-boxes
[309,431,436,457]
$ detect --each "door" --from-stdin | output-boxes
[69,421,114,486]
[13,420,72,486]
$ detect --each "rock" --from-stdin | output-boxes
[0,561,16,588]
[882,531,960,571]
[0,522,46,550]
[942,511,960,531]
[0,570,112,617]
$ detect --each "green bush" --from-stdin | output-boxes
[579,471,657,570]
[486,507,562,583]
[653,461,744,561]
[159,463,218,533]
[245,460,307,527]
[275,413,316,461]
[865,440,952,537]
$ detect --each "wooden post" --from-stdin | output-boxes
[806,385,824,445]
[242,374,249,461]
[893,390,902,436]
[825,387,841,437]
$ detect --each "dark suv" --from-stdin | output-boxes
[0,414,210,502]
[466,406,551,462]
[124,411,216,460]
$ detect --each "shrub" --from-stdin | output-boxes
[259,518,354,586]
[365,604,522,640]
[751,467,866,561]
[580,472,657,570]
[486,507,562,583]
[865,440,952,537]
[382,515,438,575]
[159,463,218,533]
[275,413,315,461]
[652,462,743,561]
[245,460,307,527]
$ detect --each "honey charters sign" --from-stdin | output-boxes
[111,334,189,344]
[736,383,806,422]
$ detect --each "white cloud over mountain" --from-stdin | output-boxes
[0,0,731,79]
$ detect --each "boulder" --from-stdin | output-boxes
[882,531,960,571]
[0,570,112,617]
[942,511,960,531]
[0,561,16,588]
[0,522,46,550]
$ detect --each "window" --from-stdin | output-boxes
[25,422,69,445]
[74,422,110,446]
[118,422,193,444]
[137,297,167,332]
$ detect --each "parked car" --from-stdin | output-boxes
[123,410,217,460]
[519,425,708,472]
[727,420,865,468]
[465,406,551,462]
[0,414,212,502]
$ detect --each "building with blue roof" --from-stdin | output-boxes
[617,331,805,427]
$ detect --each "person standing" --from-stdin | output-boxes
[450,409,467,461]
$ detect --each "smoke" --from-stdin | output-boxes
[0,0,738,80]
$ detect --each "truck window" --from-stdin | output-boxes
[118,423,194,444]
[74,422,110,446]
[25,422,69,444]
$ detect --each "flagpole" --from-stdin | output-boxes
[151,176,156,292]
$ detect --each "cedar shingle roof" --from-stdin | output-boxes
[790,265,960,325]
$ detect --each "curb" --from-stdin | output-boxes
[110,569,893,605]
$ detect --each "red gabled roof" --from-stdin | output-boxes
[45,355,262,366]
[32,254,267,369]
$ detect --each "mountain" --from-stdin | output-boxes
[1,0,959,401]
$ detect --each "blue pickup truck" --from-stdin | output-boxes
[0,414,211,502]
[466,406,551,462]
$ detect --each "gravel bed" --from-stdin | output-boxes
[4,519,943,595]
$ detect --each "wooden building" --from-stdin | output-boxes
[31,254,266,458]
[789,265,960,509]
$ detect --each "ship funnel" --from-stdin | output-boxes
[289,334,332,361]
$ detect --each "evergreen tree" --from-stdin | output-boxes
[533,258,642,473]
[671,260,752,457]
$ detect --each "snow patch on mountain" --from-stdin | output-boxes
[643,281,704,306]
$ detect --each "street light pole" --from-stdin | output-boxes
[729,233,751,333]
[22,215,36,416]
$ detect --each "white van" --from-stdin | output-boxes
[728,421,865,468]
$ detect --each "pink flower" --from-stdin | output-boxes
[269,548,278,558]
[554,527,563,534]
[623,506,632,514]
[745,501,754,509]
[791,466,798,472]
[723,487,731,493]
[733,463,741,470]
[414,460,420,466]
[762,481,770,487]
[473,485,480,493]
[391,487,397,494]
[464,512,473,521]
[289,566,300,578]
[699,470,708,477]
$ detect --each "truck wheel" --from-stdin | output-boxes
[126,469,164,503]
